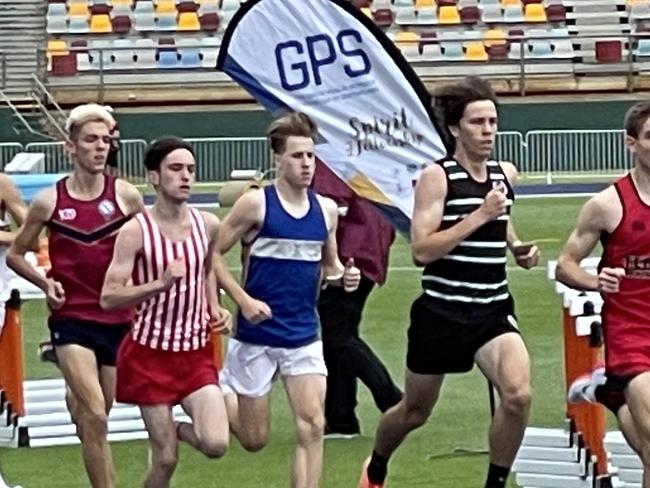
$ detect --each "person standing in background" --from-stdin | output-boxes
[312,161,402,438]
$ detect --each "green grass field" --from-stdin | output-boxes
[1,197,595,487]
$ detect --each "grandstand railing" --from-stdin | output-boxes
[1,130,630,182]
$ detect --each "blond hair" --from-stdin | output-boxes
[65,103,115,140]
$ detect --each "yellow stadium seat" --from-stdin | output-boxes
[484,28,506,47]
[524,3,546,22]
[90,14,112,32]
[394,30,420,43]
[178,12,200,30]
[68,2,89,16]
[110,0,133,5]
[465,41,488,61]
[438,5,460,24]
[155,0,176,14]
[501,0,521,8]
[47,40,69,56]
[360,7,372,17]
[415,0,435,7]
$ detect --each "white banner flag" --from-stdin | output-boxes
[217,0,449,232]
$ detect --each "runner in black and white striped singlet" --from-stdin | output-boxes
[420,157,514,323]
[359,77,540,488]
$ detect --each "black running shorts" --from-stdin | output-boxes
[48,317,130,367]
[406,294,520,375]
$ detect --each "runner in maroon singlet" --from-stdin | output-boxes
[557,101,650,488]
[7,104,144,488]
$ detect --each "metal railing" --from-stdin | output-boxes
[0,130,633,183]
[185,137,271,181]
[525,130,629,182]
[494,131,525,169]
[0,143,23,170]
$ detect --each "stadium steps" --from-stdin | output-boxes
[1,378,191,448]
[0,0,45,98]
[605,431,643,488]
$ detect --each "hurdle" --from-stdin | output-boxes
[0,290,25,448]
[512,257,644,488]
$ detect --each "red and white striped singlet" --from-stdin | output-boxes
[132,208,210,351]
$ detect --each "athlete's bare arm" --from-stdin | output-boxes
[317,195,361,291]
[116,179,145,215]
[7,188,56,293]
[556,187,622,291]
[201,211,232,334]
[500,161,539,269]
[319,195,344,279]
[214,189,271,323]
[0,174,28,245]
[101,219,178,310]
[412,164,505,265]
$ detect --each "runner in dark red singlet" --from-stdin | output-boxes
[557,101,650,488]
[8,104,144,488]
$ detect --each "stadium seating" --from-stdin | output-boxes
[40,0,640,87]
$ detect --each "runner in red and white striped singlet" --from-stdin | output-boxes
[100,137,232,487]
[131,207,209,352]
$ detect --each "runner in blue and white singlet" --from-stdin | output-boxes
[236,184,327,348]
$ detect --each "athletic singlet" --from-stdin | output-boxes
[421,159,514,322]
[236,185,328,348]
[46,174,133,324]
[600,173,650,375]
[131,208,210,352]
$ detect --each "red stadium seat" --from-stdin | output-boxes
[373,8,394,27]
[177,1,199,12]
[199,12,220,31]
[595,40,622,62]
[546,4,566,23]
[487,43,509,60]
[460,6,480,24]
[112,14,132,34]
[90,3,111,14]
[51,53,77,76]
[158,36,176,51]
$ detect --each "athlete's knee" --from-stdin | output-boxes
[151,448,178,474]
[200,441,228,459]
[197,433,229,459]
[240,435,268,453]
[238,425,269,452]
[77,406,109,438]
[501,384,532,417]
[402,401,432,430]
[295,411,325,446]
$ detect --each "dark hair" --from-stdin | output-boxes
[624,102,650,138]
[432,76,498,152]
[143,136,194,171]
[268,112,318,154]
